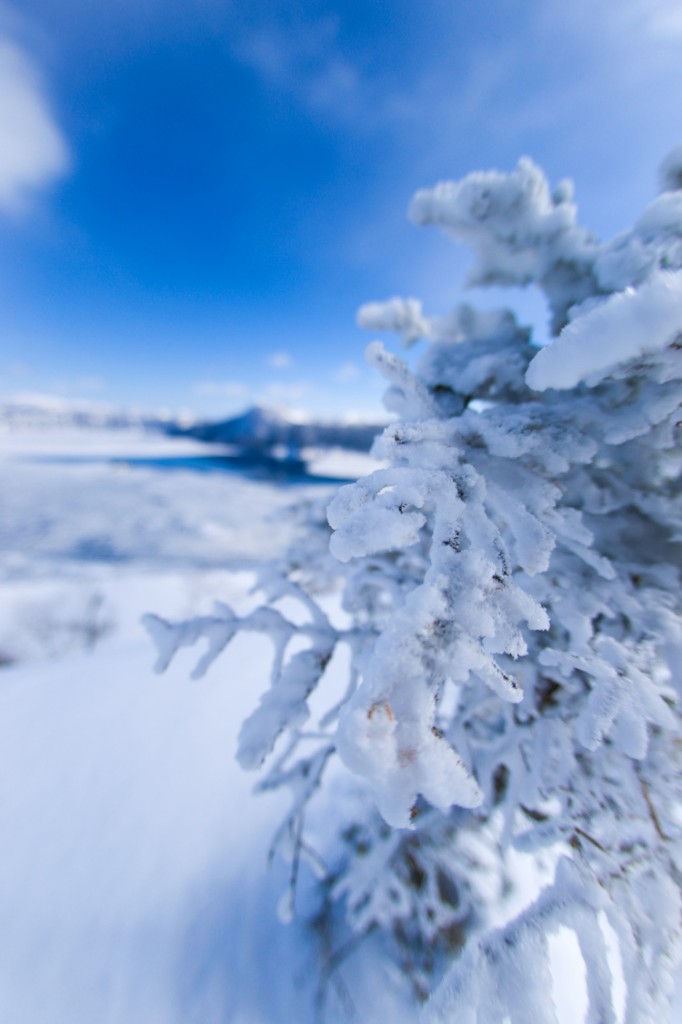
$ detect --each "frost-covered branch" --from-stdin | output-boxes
[147,147,682,1020]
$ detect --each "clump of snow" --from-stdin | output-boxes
[526,270,682,390]
[357,297,429,347]
[410,159,554,281]
[409,158,598,333]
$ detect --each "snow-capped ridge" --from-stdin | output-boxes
[178,403,386,454]
[0,393,193,433]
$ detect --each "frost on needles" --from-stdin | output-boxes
[145,147,682,1022]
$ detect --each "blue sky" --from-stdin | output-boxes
[1,0,681,418]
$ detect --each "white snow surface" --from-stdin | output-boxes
[0,429,414,1024]
[4,427,673,1023]
[0,429,367,581]
[526,270,682,390]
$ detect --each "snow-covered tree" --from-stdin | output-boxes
[145,148,682,1022]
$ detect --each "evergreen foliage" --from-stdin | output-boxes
[145,148,682,1022]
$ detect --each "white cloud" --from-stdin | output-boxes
[647,1,682,36]
[230,12,409,129]
[234,15,363,123]
[193,380,248,399]
[258,380,313,405]
[0,35,69,213]
[573,0,682,37]
[267,351,292,370]
[332,362,360,384]
[51,375,105,395]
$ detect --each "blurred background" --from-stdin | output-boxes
[2,5,682,1022]
[2,0,681,420]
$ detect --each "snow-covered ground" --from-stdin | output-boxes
[0,428,414,1024]
[4,427,673,1024]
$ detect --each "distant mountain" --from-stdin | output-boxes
[172,404,385,454]
[0,397,386,456]
[0,395,191,433]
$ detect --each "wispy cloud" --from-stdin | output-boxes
[0,34,69,213]
[233,14,365,124]
[258,380,313,406]
[193,380,248,399]
[546,0,682,42]
[266,351,292,370]
[229,9,418,132]
[332,362,360,384]
[51,375,105,395]
[645,0,682,36]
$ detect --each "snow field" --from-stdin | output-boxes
[0,428,415,1022]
